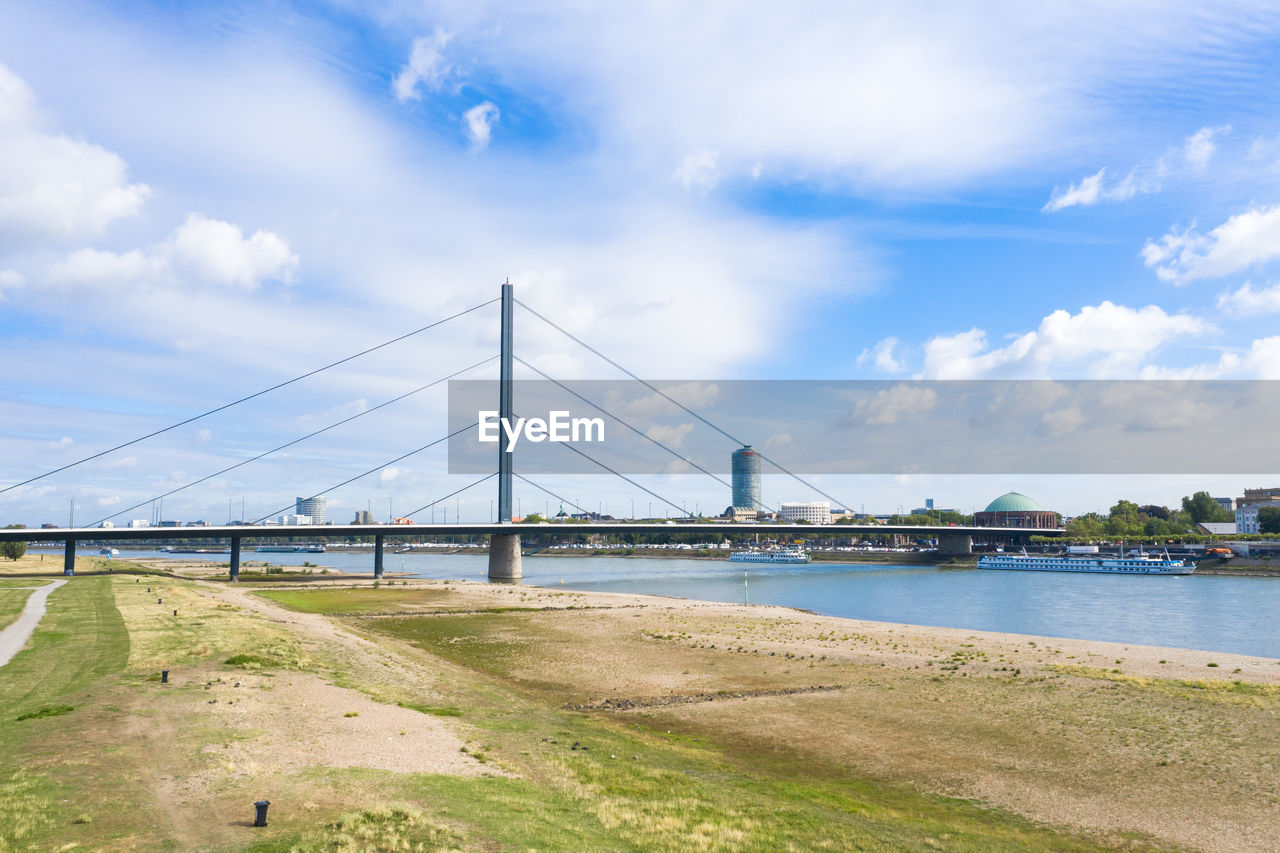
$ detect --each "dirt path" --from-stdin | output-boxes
[0,579,67,667]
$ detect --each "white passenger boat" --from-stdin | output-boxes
[729,547,811,564]
[978,552,1193,575]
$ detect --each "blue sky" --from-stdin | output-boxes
[4,0,1280,525]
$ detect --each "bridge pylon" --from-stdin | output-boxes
[488,280,521,581]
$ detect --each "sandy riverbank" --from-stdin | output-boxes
[227,577,1279,851]
[6,550,1279,850]
[322,578,1280,851]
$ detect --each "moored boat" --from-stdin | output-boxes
[978,553,1193,575]
[729,547,811,564]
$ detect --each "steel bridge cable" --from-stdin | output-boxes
[400,473,498,520]
[250,421,478,524]
[513,473,591,516]
[552,439,694,518]
[86,357,497,529]
[1,298,499,496]
[507,408,691,517]
[515,298,854,512]
[513,355,777,515]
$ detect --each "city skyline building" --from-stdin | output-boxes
[731,445,762,511]
[295,496,326,525]
[778,501,831,524]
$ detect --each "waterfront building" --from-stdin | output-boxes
[295,496,326,525]
[1239,487,1280,506]
[731,445,762,511]
[973,492,1059,528]
[1235,502,1280,534]
[779,501,831,523]
[1213,496,1235,513]
[352,509,374,525]
[276,514,312,526]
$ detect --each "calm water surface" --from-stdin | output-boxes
[81,549,1280,659]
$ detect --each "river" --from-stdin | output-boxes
[59,548,1280,659]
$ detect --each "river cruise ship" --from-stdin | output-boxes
[255,544,326,553]
[978,553,1194,575]
[729,547,811,564]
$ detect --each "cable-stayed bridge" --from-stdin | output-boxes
[0,283,1063,580]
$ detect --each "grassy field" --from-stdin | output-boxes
[0,576,132,851]
[0,587,35,630]
[4,574,1274,850]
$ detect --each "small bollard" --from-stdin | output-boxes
[161,670,169,684]
[158,598,162,604]
[253,800,270,827]
[173,610,177,617]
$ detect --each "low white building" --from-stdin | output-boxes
[778,501,831,524]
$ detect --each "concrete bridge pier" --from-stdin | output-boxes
[374,534,385,580]
[938,533,973,556]
[229,536,241,582]
[488,533,522,581]
[63,538,75,576]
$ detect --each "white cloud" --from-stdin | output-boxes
[644,423,694,449]
[1143,205,1280,284]
[0,268,21,300]
[1038,407,1085,437]
[50,248,165,285]
[675,150,720,192]
[1184,125,1229,170]
[369,4,1278,192]
[857,336,904,372]
[1042,166,1154,212]
[48,213,297,291]
[168,214,298,289]
[765,433,791,449]
[0,62,149,243]
[96,495,120,507]
[1043,126,1232,213]
[195,429,212,443]
[849,385,938,426]
[462,101,500,152]
[46,436,73,449]
[1044,168,1109,212]
[1217,281,1280,315]
[1139,336,1280,379]
[393,28,457,101]
[922,301,1211,378]
[380,467,400,484]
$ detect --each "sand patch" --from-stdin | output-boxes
[191,671,490,777]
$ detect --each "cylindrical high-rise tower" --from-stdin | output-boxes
[294,496,327,525]
[731,445,762,510]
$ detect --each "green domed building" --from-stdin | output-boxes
[974,492,1059,529]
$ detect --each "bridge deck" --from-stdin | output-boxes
[0,523,1062,543]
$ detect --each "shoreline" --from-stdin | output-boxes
[9,551,1279,659]
[3,561,1279,850]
